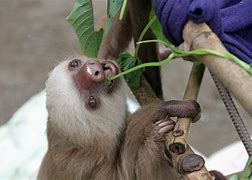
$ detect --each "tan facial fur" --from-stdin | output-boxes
[38,56,128,180]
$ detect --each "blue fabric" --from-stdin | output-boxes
[152,0,252,64]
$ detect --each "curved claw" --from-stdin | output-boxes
[155,119,175,134]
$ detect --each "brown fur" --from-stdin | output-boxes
[38,98,203,179]
[38,120,120,180]
[118,104,180,180]
[98,7,132,60]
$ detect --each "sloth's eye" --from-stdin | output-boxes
[88,95,98,109]
[68,59,81,71]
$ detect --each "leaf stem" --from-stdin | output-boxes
[137,39,182,54]
[134,16,157,56]
[109,53,175,80]
[137,40,252,74]
[119,0,128,20]
[182,49,252,74]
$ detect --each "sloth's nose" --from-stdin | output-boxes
[85,60,105,82]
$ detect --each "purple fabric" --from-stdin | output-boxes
[152,0,252,64]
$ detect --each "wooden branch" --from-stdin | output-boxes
[129,25,212,179]
[169,145,212,180]
[130,65,212,179]
[163,63,212,179]
[183,21,252,115]
[133,72,211,179]
[169,63,205,154]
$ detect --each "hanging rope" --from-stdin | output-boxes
[211,72,252,156]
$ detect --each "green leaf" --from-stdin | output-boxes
[110,53,175,81]
[241,157,252,180]
[229,175,239,180]
[149,10,170,44]
[66,0,104,57]
[105,0,123,35]
[117,52,142,89]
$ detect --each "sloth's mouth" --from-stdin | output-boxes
[101,61,118,77]
[100,60,119,91]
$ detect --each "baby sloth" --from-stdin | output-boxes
[38,56,201,180]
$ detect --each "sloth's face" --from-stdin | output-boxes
[67,57,120,110]
[45,56,127,141]
[47,57,121,110]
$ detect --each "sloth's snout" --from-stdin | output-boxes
[74,60,105,91]
[74,59,118,91]
[84,60,105,82]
